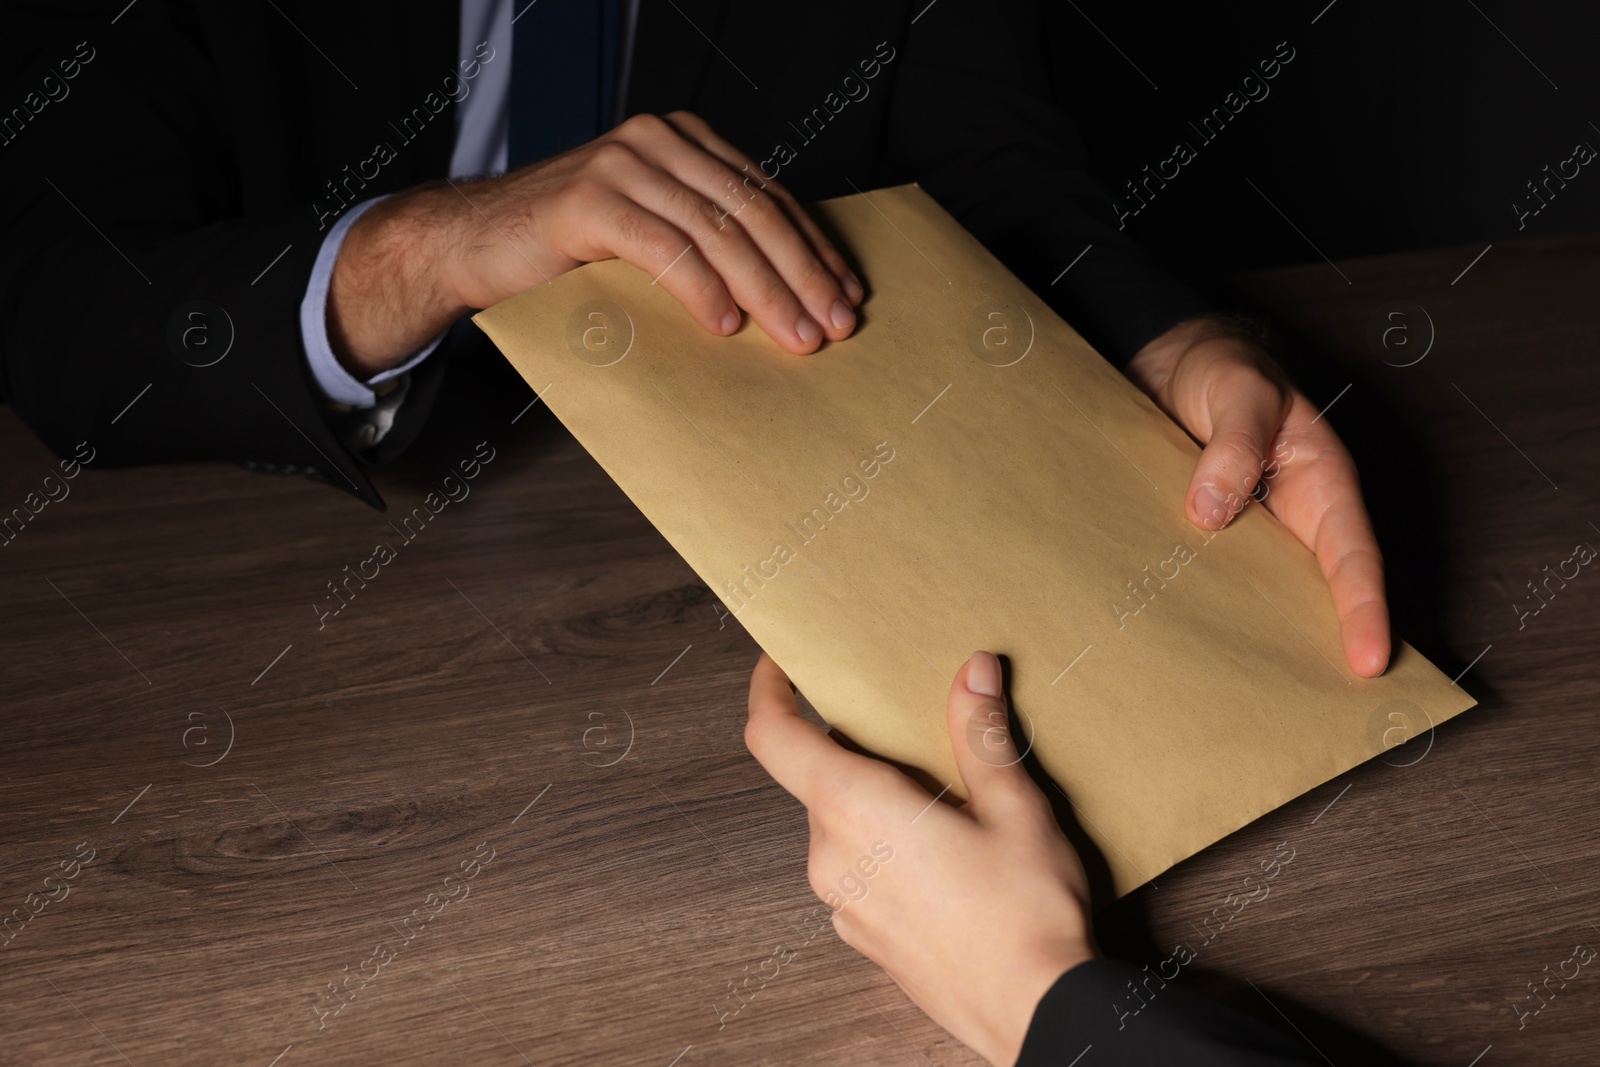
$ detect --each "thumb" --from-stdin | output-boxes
[947,651,1035,810]
[1186,365,1286,531]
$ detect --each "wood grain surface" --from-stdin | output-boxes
[2,231,1596,1066]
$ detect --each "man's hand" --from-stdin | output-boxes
[327,111,863,375]
[745,651,1097,1067]
[1125,318,1390,677]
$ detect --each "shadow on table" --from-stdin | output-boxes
[1025,765,1411,1062]
[380,321,571,495]
[1177,966,1410,1065]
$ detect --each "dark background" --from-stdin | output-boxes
[1048,0,1600,274]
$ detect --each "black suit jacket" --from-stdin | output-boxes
[0,0,1207,512]
[1022,960,1325,1065]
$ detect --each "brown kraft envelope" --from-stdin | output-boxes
[474,183,1476,898]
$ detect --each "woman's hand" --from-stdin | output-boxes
[1126,318,1390,677]
[745,651,1097,1067]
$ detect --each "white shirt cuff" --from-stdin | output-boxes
[299,196,446,408]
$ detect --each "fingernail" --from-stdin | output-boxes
[843,274,864,304]
[1195,486,1231,530]
[796,316,821,344]
[720,310,740,334]
[967,651,1002,697]
[829,300,854,331]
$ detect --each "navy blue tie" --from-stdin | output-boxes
[508,0,625,169]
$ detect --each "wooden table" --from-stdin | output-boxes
[2,231,1596,1066]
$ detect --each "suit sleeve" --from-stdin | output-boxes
[0,8,441,509]
[1018,960,1322,1066]
[885,0,1214,365]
